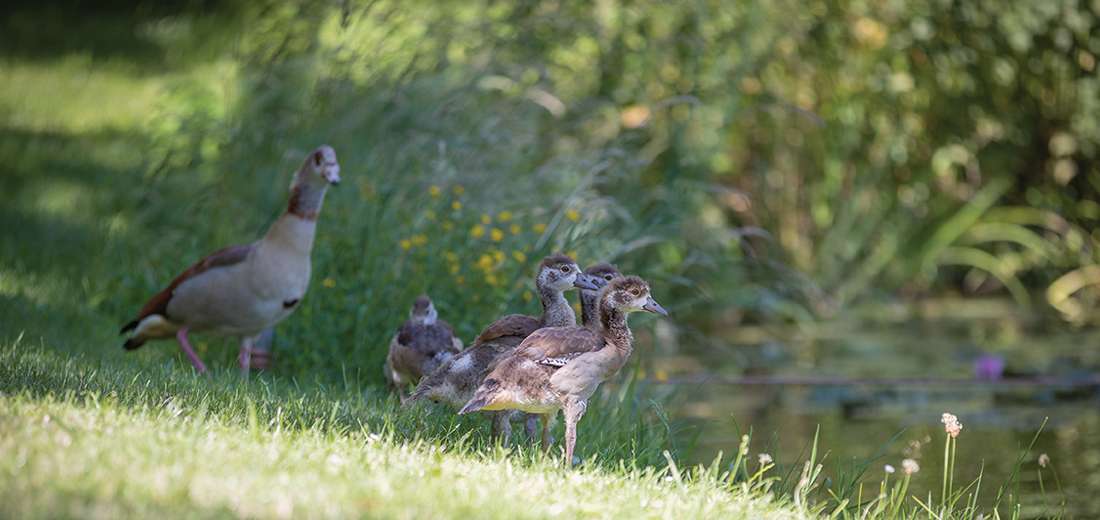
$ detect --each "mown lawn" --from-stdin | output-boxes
[1,342,810,520]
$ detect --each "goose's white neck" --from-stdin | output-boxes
[266,175,329,253]
[286,176,330,221]
[264,213,318,253]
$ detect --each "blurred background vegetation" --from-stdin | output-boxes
[2,0,1099,385]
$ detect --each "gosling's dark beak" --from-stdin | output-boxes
[574,273,598,291]
[642,296,668,316]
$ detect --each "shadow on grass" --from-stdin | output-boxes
[0,1,242,72]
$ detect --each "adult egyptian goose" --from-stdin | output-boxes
[459,276,667,466]
[120,145,341,377]
[405,253,597,441]
[384,294,463,397]
[579,264,621,329]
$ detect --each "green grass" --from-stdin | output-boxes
[0,339,814,520]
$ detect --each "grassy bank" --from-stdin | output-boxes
[0,2,1074,518]
[0,339,813,520]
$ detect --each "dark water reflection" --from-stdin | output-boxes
[644,312,1100,519]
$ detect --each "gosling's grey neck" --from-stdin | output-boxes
[539,285,576,328]
[600,304,633,354]
[580,289,601,329]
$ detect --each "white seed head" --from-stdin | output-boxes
[941,412,963,438]
[902,459,920,474]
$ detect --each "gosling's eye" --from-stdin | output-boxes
[631,288,640,295]
[605,275,613,281]
[561,266,571,273]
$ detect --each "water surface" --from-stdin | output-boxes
[642,305,1100,518]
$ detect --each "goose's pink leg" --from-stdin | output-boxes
[175,328,209,377]
[248,328,274,371]
[237,335,255,381]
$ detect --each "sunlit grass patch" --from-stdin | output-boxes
[0,56,165,133]
[0,340,813,520]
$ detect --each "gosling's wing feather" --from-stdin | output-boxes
[474,314,541,343]
[515,326,604,365]
[395,320,422,349]
[431,320,463,354]
[120,243,254,334]
[388,328,430,380]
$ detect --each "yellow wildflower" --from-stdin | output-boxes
[442,221,453,231]
[497,211,513,222]
[534,223,547,234]
[449,264,460,275]
[455,275,465,285]
[399,239,411,250]
[522,290,533,301]
[452,201,463,211]
[359,183,375,201]
[481,214,492,225]
[429,185,441,197]
[477,254,494,270]
[492,249,505,263]
[510,224,522,235]
[490,228,504,242]
[566,251,578,261]
[485,273,499,286]
[322,277,336,288]
[445,251,458,262]
[512,250,527,263]
[470,224,485,239]
[411,235,428,247]
[566,210,580,222]
[453,185,465,196]
[425,210,436,220]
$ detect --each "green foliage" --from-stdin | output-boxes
[706,0,1100,317]
[203,0,1100,329]
[0,1,1084,518]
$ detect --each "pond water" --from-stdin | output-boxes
[641,301,1100,519]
